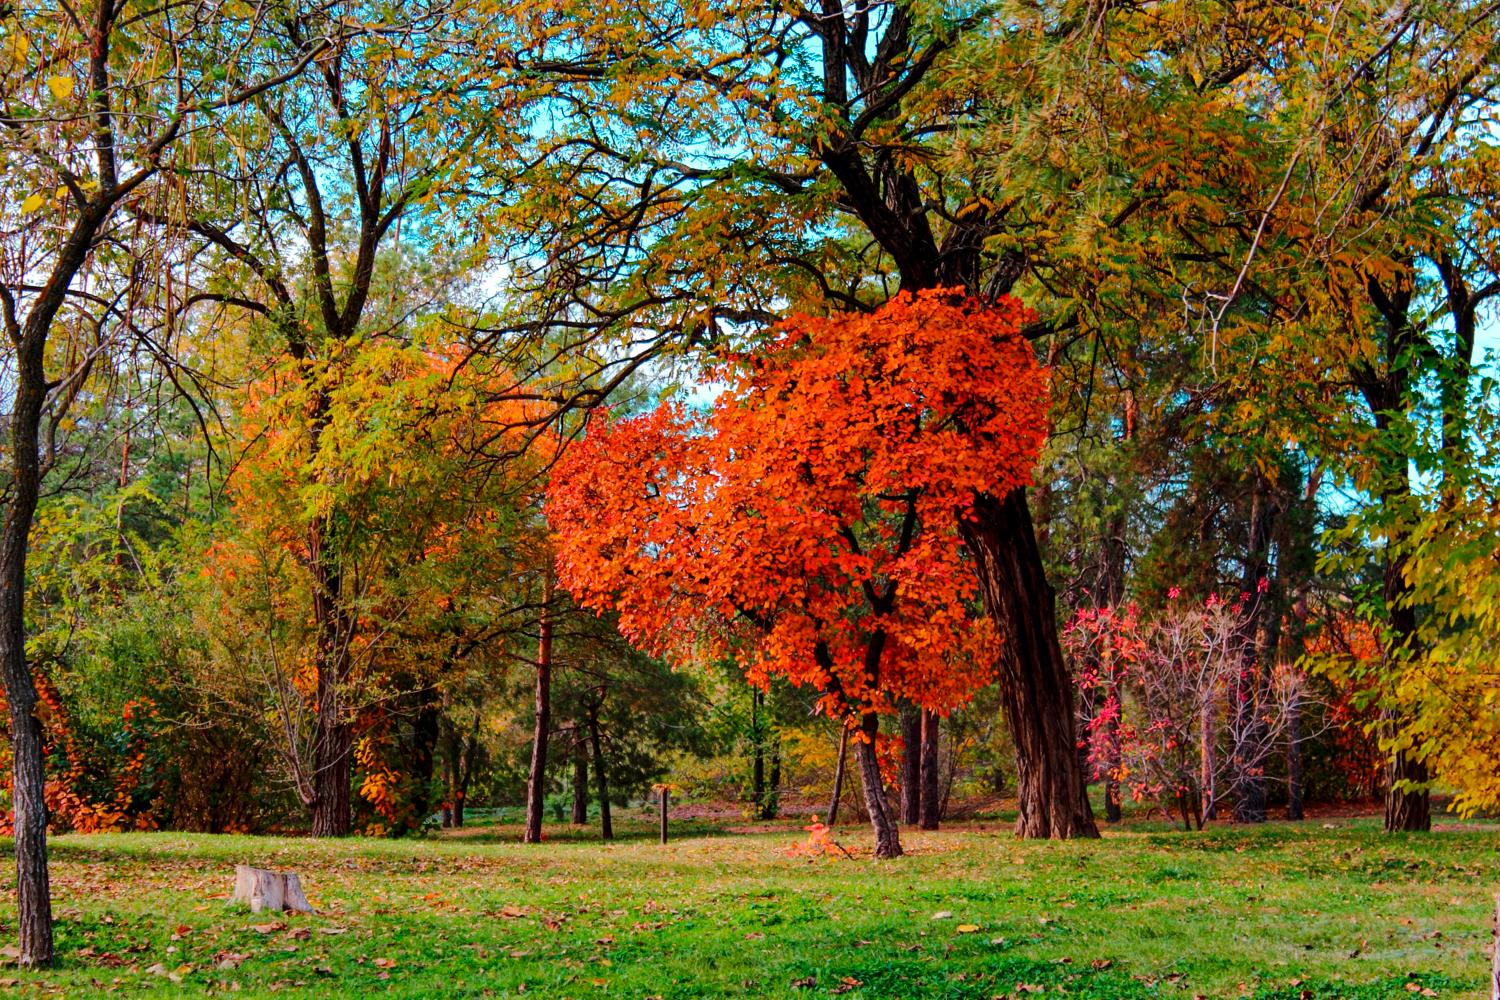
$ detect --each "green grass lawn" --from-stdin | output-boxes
[4,811,1496,999]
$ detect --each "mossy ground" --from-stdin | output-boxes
[4,808,1496,999]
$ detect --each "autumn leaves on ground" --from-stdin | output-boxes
[1,812,1492,999]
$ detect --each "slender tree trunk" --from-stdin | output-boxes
[440,718,455,828]
[900,707,921,825]
[413,692,440,828]
[571,733,589,825]
[956,489,1098,839]
[852,713,902,858]
[1202,695,1218,820]
[455,708,481,828]
[751,689,765,816]
[918,709,940,830]
[827,726,849,826]
[1286,685,1304,821]
[1232,481,1271,824]
[524,587,554,844]
[763,739,781,820]
[0,344,53,965]
[1104,704,1122,823]
[587,709,613,840]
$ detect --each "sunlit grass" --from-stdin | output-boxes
[3,810,1493,999]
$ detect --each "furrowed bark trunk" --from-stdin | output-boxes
[309,526,352,838]
[571,727,589,825]
[956,488,1098,839]
[587,710,613,839]
[918,709,940,831]
[0,342,53,965]
[1382,555,1430,832]
[524,589,554,844]
[900,707,921,825]
[827,726,849,826]
[852,713,902,858]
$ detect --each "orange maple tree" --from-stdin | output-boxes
[547,289,1048,856]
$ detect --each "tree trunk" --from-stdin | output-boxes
[827,725,849,826]
[900,707,921,825]
[1201,695,1218,820]
[413,691,440,827]
[762,739,781,820]
[440,720,455,828]
[455,707,481,828]
[309,525,353,838]
[1381,556,1431,832]
[587,709,613,839]
[1383,707,1431,832]
[1232,480,1271,825]
[1286,686,1304,821]
[0,334,52,965]
[852,713,902,858]
[956,488,1098,839]
[918,709,940,830]
[750,688,765,816]
[1104,704,1122,823]
[524,589,554,844]
[571,726,589,825]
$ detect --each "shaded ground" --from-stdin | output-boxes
[2,812,1494,998]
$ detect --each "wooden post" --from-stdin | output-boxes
[660,788,669,845]
[1491,894,1498,1000]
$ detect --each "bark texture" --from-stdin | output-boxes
[900,707,922,825]
[852,714,902,858]
[524,593,554,844]
[571,728,589,825]
[918,709,940,830]
[956,488,1098,839]
[587,708,613,839]
[827,726,849,826]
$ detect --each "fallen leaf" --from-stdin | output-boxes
[287,927,312,941]
[319,927,349,935]
[145,963,169,976]
[499,904,525,918]
[1421,991,1438,997]
[991,938,1008,946]
[1091,960,1112,971]
[377,971,391,980]
[957,924,980,933]
[932,911,953,920]
[373,958,397,968]
[790,976,817,989]
[1017,984,1045,994]
[745,932,765,940]
[251,921,287,934]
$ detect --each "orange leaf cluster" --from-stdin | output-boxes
[548,290,1047,720]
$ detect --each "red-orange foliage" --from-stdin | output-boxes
[547,290,1047,723]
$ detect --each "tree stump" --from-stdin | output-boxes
[230,866,313,914]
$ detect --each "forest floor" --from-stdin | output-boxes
[1,807,1495,1000]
